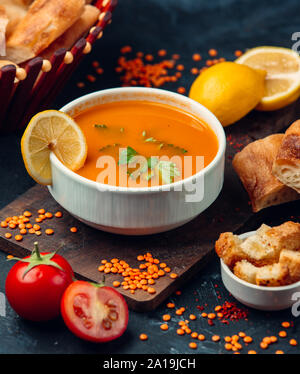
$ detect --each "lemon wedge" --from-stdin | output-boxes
[21,110,87,185]
[189,61,265,126]
[236,46,300,111]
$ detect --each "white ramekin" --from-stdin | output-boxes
[221,231,300,311]
[48,87,226,235]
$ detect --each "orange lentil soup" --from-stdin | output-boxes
[73,101,218,187]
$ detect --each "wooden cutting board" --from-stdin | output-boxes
[0,102,300,311]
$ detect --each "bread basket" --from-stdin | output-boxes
[0,0,117,134]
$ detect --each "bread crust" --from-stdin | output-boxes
[6,0,85,63]
[40,5,100,60]
[273,120,300,193]
[233,134,299,212]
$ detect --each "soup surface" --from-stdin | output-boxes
[73,101,218,187]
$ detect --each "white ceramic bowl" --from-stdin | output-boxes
[48,87,226,235]
[221,231,300,311]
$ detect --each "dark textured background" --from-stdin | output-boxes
[0,0,300,354]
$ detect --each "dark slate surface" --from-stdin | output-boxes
[0,0,300,354]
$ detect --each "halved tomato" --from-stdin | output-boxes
[61,281,129,342]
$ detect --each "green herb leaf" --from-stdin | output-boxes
[157,160,180,184]
[145,137,157,143]
[142,130,147,137]
[120,127,124,133]
[118,146,138,165]
[94,124,107,129]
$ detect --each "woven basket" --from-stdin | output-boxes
[0,0,117,134]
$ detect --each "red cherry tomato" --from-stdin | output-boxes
[5,242,74,321]
[61,281,129,342]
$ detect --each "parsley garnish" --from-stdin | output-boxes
[118,146,138,165]
[94,124,107,129]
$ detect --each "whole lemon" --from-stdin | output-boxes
[189,62,266,126]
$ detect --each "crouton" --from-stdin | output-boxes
[215,232,246,268]
[240,229,278,266]
[256,263,289,287]
[233,260,258,284]
[259,221,300,253]
[279,249,300,283]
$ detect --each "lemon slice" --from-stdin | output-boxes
[21,110,87,185]
[236,46,300,111]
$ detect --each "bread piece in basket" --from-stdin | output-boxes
[233,134,299,212]
[40,5,100,60]
[6,0,85,64]
[1,0,28,38]
[0,6,8,56]
[273,120,300,193]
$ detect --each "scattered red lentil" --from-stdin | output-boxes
[208,48,218,57]
[276,350,284,354]
[5,233,12,239]
[279,331,287,338]
[248,350,257,354]
[167,303,175,309]
[192,53,201,61]
[162,314,171,321]
[45,229,54,235]
[234,50,243,57]
[139,333,148,341]
[281,321,291,328]
[290,339,297,346]
[212,335,220,342]
[198,334,205,341]
[158,49,167,57]
[70,227,78,233]
[121,46,132,54]
[55,211,63,218]
[260,342,268,349]
[189,342,197,349]
[177,87,186,94]
[160,324,168,331]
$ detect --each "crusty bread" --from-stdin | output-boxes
[40,5,100,60]
[273,120,300,194]
[0,0,28,38]
[233,260,258,284]
[256,263,289,286]
[0,6,8,56]
[233,134,299,212]
[215,232,246,268]
[279,249,300,283]
[6,0,85,63]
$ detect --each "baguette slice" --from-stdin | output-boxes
[233,134,299,212]
[279,249,300,283]
[6,0,85,64]
[273,120,300,193]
